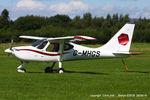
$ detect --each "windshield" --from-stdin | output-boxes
[31,39,46,47]
[31,39,48,49]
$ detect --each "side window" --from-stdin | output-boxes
[64,43,74,51]
[46,44,54,52]
[46,43,59,52]
[46,43,73,52]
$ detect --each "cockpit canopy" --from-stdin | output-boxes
[31,39,47,49]
[31,39,46,47]
[31,39,74,52]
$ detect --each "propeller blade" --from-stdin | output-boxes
[10,40,14,50]
[5,40,14,56]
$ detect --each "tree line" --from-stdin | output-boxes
[0,9,150,44]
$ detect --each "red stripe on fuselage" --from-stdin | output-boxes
[19,49,60,56]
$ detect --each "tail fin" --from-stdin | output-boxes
[100,23,135,52]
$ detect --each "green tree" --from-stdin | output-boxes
[72,16,82,29]
[13,15,46,31]
[0,9,10,28]
[112,13,119,25]
[123,14,130,23]
[82,13,92,27]
[91,17,104,28]
[48,14,71,27]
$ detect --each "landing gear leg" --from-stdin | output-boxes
[17,61,26,73]
[57,61,64,73]
[56,42,65,74]
[122,59,129,72]
[45,62,56,73]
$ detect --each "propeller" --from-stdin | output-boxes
[10,40,14,51]
[5,40,14,55]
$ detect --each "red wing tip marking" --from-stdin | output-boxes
[74,36,97,41]
[127,22,135,24]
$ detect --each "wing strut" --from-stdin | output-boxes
[59,42,64,62]
[122,59,129,72]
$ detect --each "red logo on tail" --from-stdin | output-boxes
[118,34,129,45]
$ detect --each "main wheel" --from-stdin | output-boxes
[57,68,64,73]
[45,67,53,73]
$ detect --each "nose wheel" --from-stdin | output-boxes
[17,68,26,73]
[17,62,27,73]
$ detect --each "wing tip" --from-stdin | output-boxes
[74,36,97,41]
[126,22,135,24]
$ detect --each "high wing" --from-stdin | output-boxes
[20,35,97,43]
[47,36,97,43]
[20,36,47,40]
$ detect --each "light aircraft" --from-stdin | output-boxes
[5,23,142,73]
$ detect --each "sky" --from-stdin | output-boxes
[0,0,150,20]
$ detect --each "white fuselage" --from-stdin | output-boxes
[9,42,129,62]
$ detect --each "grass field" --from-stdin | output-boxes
[0,43,150,100]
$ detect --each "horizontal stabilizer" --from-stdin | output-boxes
[113,52,130,55]
[130,52,144,55]
[113,52,143,55]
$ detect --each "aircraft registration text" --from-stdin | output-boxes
[73,50,101,57]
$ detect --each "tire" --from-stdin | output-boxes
[57,68,64,73]
[17,68,26,73]
[45,67,53,73]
